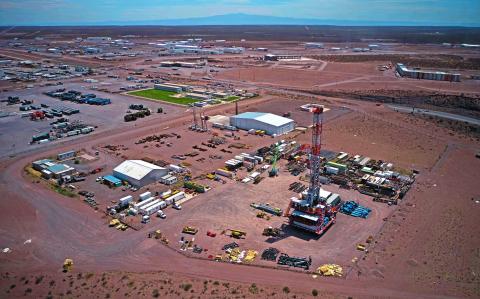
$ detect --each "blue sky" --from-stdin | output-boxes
[0,0,478,26]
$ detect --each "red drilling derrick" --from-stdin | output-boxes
[285,104,336,235]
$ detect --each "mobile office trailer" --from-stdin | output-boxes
[137,198,159,210]
[143,201,165,216]
[139,191,152,201]
[139,199,161,214]
[133,196,156,209]
[118,195,133,208]
[168,191,185,203]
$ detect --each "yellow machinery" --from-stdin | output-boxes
[356,243,366,251]
[109,219,120,227]
[148,229,170,244]
[63,258,73,272]
[182,226,198,235]
[256,212,270,220]
[316,264,343,277]
[262,227,280,237]
[226,229,246,239]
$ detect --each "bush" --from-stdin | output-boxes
[282,286,290,294]
[312,289,318,296]
[35,276,44,285]
[152,289,160,298]
[181,283,192,292]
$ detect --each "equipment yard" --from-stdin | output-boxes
[0,25,479,299]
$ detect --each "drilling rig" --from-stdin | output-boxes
[285,104,337,235]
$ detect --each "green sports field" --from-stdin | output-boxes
[128,89,199,106]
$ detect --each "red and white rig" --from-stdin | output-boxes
[285,104,337,235]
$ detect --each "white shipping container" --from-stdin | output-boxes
[139,199,160,212]
[134,196,156,209]
[325,166,339,175]
[119,195,133,206]
[165,197,174,205]
[169,191,185,203]
[139,191,152,201]
[143,201,164,216]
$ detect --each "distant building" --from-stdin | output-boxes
[113,160,168,187]
[396,63,460,82]
[305,42,324,49]
[264,54,301,61]
[230,112,295,136]
[86,36,111,42]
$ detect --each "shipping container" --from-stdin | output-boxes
[216,168,234,178]
[142,201,164,216]
[118,195,133,207]
[139,199,161,214]
[325,166,339,175]
[139,191,152,201]
[169,191,185,203]
[134,196,156,209]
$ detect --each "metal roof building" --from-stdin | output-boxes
[113,160,168,187]
[230,112,295,136]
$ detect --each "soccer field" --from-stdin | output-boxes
[128,89,199,106]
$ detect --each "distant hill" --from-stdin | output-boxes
[94,13,474,27]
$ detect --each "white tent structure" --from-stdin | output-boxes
[113,160,168,187]
[230,112,295,135]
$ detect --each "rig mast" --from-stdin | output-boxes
[285,104,336,235]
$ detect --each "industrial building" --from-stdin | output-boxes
[264,54,302,61]
[230,112,295,136]
[154,83,191,93]
[32,159,76,179]
[57,150,76,161]
[305,42,324,49]
[113,160,168,187]
[396,63,460,82]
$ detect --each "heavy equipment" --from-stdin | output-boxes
[109,219,120,227]
[268,145,280,177]
[63,258,73,272]
[148,229,169,244]
[182,226,198,235]
[250,203,282,216]
[224,229,246,239]
[277,253,311,270]
[262,227,281,237]
[285,104,337,235]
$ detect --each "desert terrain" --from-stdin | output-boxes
[0,26,479,299]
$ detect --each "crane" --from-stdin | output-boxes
[285,104,336,235]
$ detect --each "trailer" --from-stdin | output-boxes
[118,195,133,208]
[168,191,185,203]
[138,199,160,212]
[139,191,152,201]
[133,196,156,209]
[142,201,165,216]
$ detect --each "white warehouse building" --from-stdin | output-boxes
[230,112,295,136]
[113,160,168,187]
